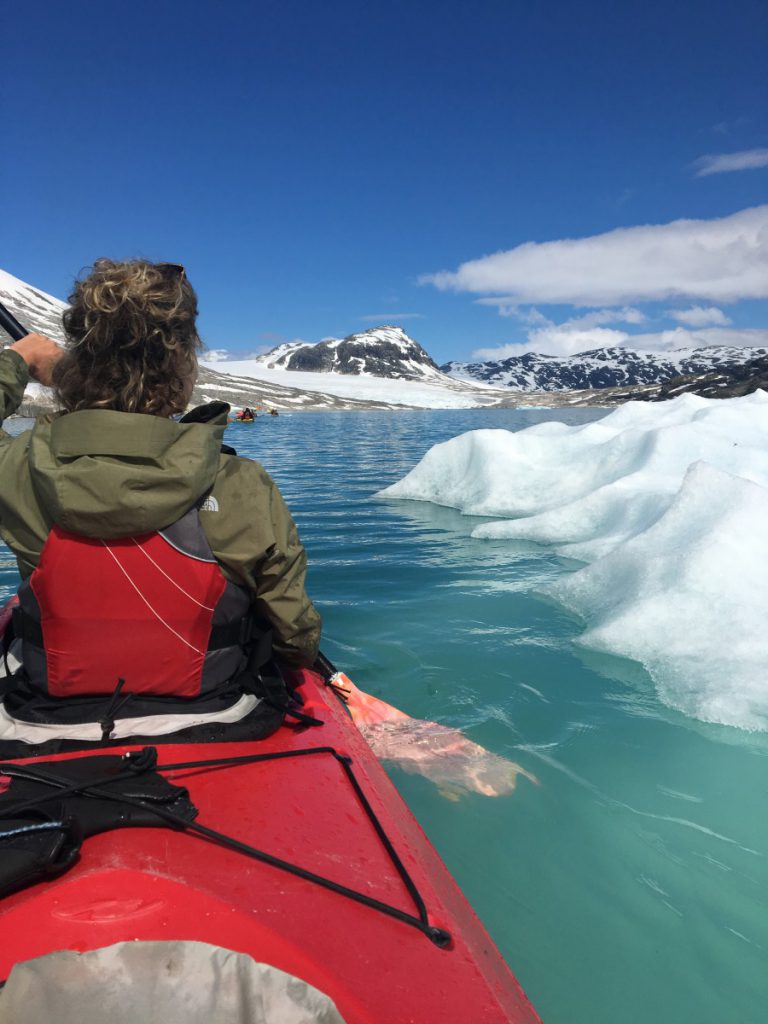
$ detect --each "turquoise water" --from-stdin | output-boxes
[2,409,767,1023]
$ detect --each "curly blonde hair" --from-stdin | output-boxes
[54,258,202,416]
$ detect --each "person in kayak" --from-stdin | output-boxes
[0,258,321,745]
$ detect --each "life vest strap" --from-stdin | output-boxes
[207,616,271,656]
[10,604,40,648]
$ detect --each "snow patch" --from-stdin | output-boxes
[201,361,498,409]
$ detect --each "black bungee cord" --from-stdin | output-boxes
[0,744,452,948]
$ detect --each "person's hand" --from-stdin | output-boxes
[9,333,64,387]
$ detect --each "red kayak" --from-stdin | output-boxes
[0,662,540,1023]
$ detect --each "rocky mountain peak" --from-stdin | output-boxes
[257,325,443,380]
[443,345,768,392]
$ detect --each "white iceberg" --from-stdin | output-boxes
[380,392,768,731]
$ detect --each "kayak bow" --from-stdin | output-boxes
[0,638,541,1022]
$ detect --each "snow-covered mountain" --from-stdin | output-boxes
[257,326,447,381]
[443,345,768,392]
[0,270,523,412]
[0,268,68,343]
[602,351,768,404]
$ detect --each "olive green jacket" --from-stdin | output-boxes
[0,348,321,666]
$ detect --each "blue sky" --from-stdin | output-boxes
[3,0,766,363]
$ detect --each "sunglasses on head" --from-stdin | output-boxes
[156,262,186,281]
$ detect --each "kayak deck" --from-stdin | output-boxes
[0,669,540,1024]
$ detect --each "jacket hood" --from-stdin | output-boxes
[27,403,230,538]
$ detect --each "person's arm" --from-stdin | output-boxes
[8,333,63,387]
[0,347,30,429]
[0,333,63,450]
[202,456,322,666]
[250,478,322,667]
[1,333,64,467]
[1,332,63,426]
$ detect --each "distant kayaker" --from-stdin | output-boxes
[0,258,321,743]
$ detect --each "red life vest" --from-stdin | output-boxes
[12,508,255,703]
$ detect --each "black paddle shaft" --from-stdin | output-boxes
[0,300,28,342]
[314,651,338,682]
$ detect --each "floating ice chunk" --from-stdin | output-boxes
[380,392,768,731]
[471,410,768,560]
[476,485,673,563]
[549,463,768,731]
[382,393,768,544]
[380,426,648,518]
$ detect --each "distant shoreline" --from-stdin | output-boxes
[10,394,617,420]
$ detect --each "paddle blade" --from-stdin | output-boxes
[332,672,411,726]
[333,671,538,799]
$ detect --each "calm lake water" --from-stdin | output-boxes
[2,408,767,1024]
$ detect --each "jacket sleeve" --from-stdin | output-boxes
[203,456,322,667]
[250,477,322,667]
[0,348,29,440]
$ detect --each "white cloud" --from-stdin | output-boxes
[562,307,646,328]
[694,149,768,176]
[241,346,272,358]
[473,327,629,360]
[471,343,533,361]
[514,306,551,326]
[669,306,731,327]
[471,309,645,359]
[630,327,768,351]
[712,116,750,136]
[205,344,273,361]
[360,313,424,322]
[477,302,646,325]
[422,205,768,306]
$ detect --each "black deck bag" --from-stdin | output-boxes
[0,748,197,898]
[0,813,82,897]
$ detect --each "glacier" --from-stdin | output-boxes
[379,391,768,731]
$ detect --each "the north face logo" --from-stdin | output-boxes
[200,495,219,512]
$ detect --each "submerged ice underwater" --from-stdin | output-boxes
[2,399,767,1023]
